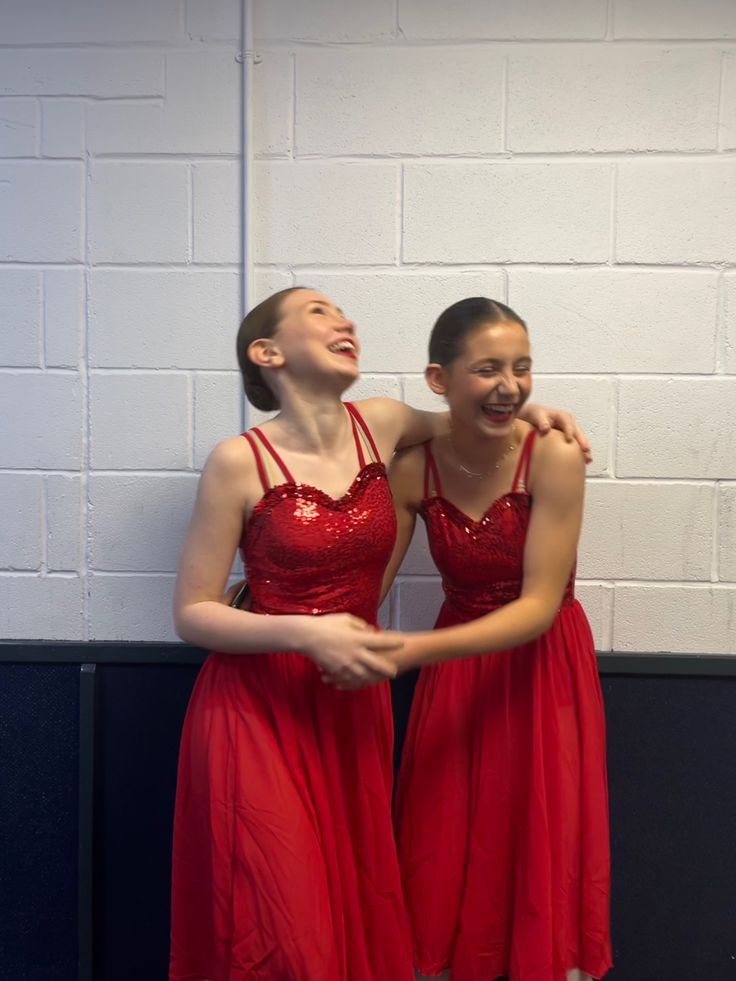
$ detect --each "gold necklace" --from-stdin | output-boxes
[447,427,518,479]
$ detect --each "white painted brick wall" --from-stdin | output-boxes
[89,373,191,470]
[88,270,240,368]
[0,162,84,262]
[253,1,395,43]
[0,270,42,366]
[0,1,241,642]
[507,48,721,153]
[2,0,735,655]
[0,476,43,570]
[398,0,608,41]
[88,162,191,264]
[1,374,82,469]
[613,0,736,40]
[723,52,736,150]
[253,162,398,264]
[616,161,736,264]
[507,269,719,374]
[191,161,242,263]
[403,163,612,263]
[719,486,736,582]
[725,272,736,372]
[295,48,505,156]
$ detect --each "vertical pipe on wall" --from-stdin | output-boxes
[241,0,254,430]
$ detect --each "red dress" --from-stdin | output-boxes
[395,432,612,981]
[170,404,414,981]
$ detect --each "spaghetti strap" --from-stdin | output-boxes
[346,407,367,469]
[345,402,381,465]
[511,430,537,495]
[242,432,270,493]
[423,441,443,499]
[251,428,295,485]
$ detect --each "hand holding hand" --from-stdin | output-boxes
[301,614,404,689]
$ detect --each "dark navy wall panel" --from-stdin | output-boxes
[602,675,736,980]
[2,648,736,981]
[0,664,78,981]
[93,663,200,981]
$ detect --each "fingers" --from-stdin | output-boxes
[544,412,594,464]
[319,650,398,690]
[364,630,404,653]
[574,426,593,464]
[358,650,398,679]
[564,420,592,463]
[325,671,388,691]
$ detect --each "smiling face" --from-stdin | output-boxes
[246,289,361,404]
[428,319,533,438]
[275,289,360,372]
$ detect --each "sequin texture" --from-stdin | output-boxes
[422,491,575,621]
[243,463,395,622]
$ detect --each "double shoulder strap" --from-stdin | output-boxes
[242,402,380,493]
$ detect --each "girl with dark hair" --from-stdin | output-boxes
[169,288,588,981]
[377,297,611,981]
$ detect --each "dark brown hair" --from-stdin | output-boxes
[429,297,527,367]
[236,287,307,412]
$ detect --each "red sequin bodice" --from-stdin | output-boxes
[421,434,575,622]
[240,462,396,623]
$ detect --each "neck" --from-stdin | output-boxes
[271,386,351,453]
[448,421,516,470]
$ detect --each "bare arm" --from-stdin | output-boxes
[173,437,403,681]
[353,398,449,458]
[378,447,423,605]
[354,397,591,463]
[395,432,585,669]
[173,437,309,653]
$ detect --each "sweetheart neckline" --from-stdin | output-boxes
[423,490,530,527]
[251,461,387,516]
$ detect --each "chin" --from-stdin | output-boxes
[478,414,517,437]
[335,369,359,396]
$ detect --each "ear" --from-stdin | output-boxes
[248,338,285,370]
[425,363,449,396]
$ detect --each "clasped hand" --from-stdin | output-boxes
[301,613,404,691]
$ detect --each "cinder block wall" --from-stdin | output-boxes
[0,0,242,640]
[2,0,735,653]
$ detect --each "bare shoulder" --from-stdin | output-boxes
[530,428,586,493]
[352,396,401,413]
[350,397,412,458]
[202,434,254,479]
[351,396,405,427]
[197,436,266,511]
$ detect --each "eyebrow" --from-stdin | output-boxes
[300,298,344,315]
[470,356,532,367]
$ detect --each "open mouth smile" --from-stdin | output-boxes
[328,340,358,361]
[481,403,516,423]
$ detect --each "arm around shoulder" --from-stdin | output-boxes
[352,397,449,458]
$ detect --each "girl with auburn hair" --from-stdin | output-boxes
[169,287,587,981]
[374,297,611,981]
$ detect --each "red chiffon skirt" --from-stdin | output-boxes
[170,651,414,981]
[395,601,612,981]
